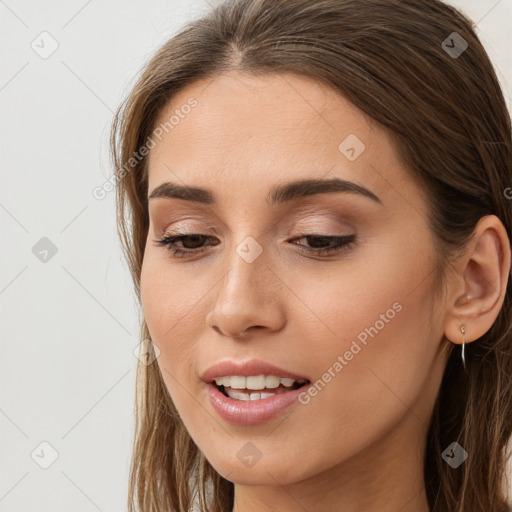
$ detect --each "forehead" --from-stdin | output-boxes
[146,71,408,205]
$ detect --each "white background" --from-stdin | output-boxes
[1,0,511,510]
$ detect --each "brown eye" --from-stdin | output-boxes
[290,234,356,256]
[154,233,220,257]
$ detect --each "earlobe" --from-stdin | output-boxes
[443,215,511,349]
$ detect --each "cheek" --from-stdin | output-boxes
[140,251,209,402]
[285,248,436,436]
[140,249,204,340]
[290,247,413,355]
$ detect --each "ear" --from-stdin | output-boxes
[443,215,511,346]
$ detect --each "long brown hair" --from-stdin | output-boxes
[110,0,512,510]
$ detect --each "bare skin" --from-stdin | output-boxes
[140,70,511,512]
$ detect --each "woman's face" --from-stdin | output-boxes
[141,71,452,487]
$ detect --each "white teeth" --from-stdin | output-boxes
[213,374,304,390]
[230,376,246,389]
[246,375,266,389]
[265,375,280,389]
[224,388,278,400]
[214,376,229,387]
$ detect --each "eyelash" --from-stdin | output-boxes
[153,232,356,258]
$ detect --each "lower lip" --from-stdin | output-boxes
[205,382,308,426]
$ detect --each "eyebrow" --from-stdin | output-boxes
[148,177,383,206]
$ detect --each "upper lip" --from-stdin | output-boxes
[201,359,310,383]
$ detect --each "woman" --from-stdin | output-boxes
[110,0,512,510]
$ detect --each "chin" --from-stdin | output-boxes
[204,449,311,486]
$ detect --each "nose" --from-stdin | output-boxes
[205,247,286,339]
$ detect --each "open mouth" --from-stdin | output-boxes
[214,379,310,401]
